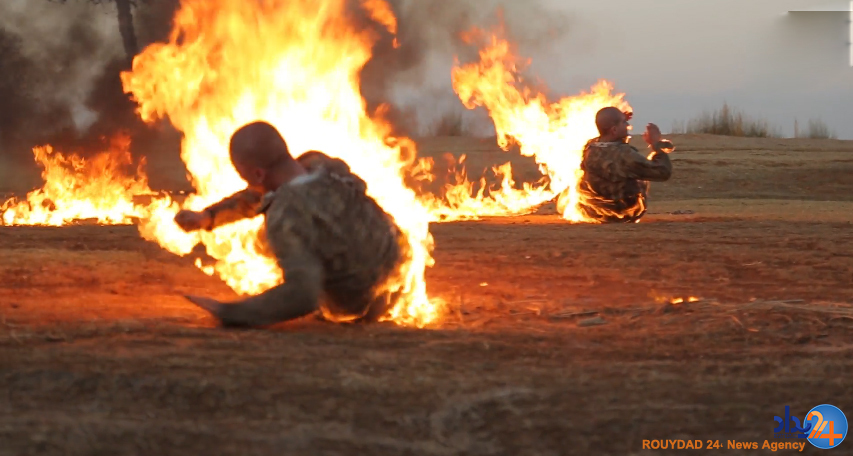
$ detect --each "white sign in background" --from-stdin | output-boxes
[788,1,853,66]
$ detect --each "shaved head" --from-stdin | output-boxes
[229,121,293,169]
[595,107,624,135]
[229,121,303,192]
[595,107,631,141]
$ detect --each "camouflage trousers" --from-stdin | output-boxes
[577,181,650,224]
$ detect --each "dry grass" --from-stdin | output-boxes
[795,118,837,139]
[3,135,853,455]
[671,103,782,138]
[4,216,853,454]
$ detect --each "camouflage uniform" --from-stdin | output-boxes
[200,151,407,326]
[577,138,673,223]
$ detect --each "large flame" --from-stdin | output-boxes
[1,134,156,226]
[448,23,632,221]
[413,154,556,222]
[120,0,436,326]
[1,4,639,327]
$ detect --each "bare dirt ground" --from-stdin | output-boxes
[2,134,853,455]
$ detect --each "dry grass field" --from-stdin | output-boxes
[2,134,853,455]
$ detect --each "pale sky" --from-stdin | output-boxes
[526,0,852,138]
[393,0,852,138]
[2,0,849,140]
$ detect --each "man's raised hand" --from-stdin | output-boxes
[643,123,662,146]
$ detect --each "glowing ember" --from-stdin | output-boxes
[1,134,156,226]
[670,297,701,305]
[448,21,631,222]
[120,0,436,326]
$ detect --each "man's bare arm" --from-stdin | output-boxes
[184,236,323,327]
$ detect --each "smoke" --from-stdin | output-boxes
[0,0,187,194]
[353,0,575,137]
[0,1,119,153]
[0,0,571,171]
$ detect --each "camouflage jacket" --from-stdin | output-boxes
[577,138,673,223]
[202,151,406,323]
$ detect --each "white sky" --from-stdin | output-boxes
[524,0,853,138]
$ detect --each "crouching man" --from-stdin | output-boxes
[174,121,408,327]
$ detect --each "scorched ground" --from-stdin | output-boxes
[1,135,853,455]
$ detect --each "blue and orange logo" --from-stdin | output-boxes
[774,404,847,449]
[805,404,848,449]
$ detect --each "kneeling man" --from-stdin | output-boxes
[577,107,673,223]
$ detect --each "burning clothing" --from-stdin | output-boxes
[577,139,673,223]
[199,152,407,326]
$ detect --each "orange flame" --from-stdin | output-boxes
[2,4,642,326]
[412,153,556,221]
[448,22,631,222]
[360,0,399,48]
[1,134,157,226]
[652,292,701,305]
[120,0,436,326]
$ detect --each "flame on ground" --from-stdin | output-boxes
[1,135,156,226]
[447,21,632,222]
[120,0,436,326]
[650,292,702,305]
[412,154,555,222]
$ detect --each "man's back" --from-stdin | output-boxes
[263,159,404,321]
